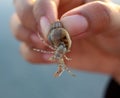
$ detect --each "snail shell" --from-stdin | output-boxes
[47,21,72,51]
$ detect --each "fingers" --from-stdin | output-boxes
[13,0,88,40]
[10,13,46,49]
[58,0,84,18]
[58,0,109,18]
[61,1,120,38]
[33,0,58,24]
[14,0,58,30]
[14,0,59,40]
[11,13,32,42]
[13,0,110,35]
[33,0,84,23]
[20,43,51,64]
[14,0,37,31]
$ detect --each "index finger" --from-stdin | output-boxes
[14,0,84,31]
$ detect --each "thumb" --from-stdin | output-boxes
[60,1,120,38]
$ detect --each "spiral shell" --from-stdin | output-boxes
[47,21,72,51]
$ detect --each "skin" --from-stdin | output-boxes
[11,0,120,83]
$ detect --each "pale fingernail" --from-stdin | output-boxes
[61,15,88,36]
[40,16,50,38]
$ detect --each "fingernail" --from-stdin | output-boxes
[40,16,50,38]
[61,15,88,36]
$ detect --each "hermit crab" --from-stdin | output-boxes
[33,21,75,77]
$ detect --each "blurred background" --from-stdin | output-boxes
[0,0,119,98]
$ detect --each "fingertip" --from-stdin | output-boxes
[60,15,88,37]
[20,43,51,64]
[60,1,113,37]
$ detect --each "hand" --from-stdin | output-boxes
[11,0,120,81]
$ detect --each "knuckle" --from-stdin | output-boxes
[14,0,37,31]
[13,24,23,41]
[11,14,32,42]
[13,25,22,39]
[92,1,110,17]
[86,1,110,32]
[10,14,22,40]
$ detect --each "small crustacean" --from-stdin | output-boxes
[33,21,75,77]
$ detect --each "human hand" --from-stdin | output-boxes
[11,0,120,80]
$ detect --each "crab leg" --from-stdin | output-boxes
[54,65,64,77]
[37,32,55,50]
[33,48,54,54]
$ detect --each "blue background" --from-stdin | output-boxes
[0,0,119,98]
